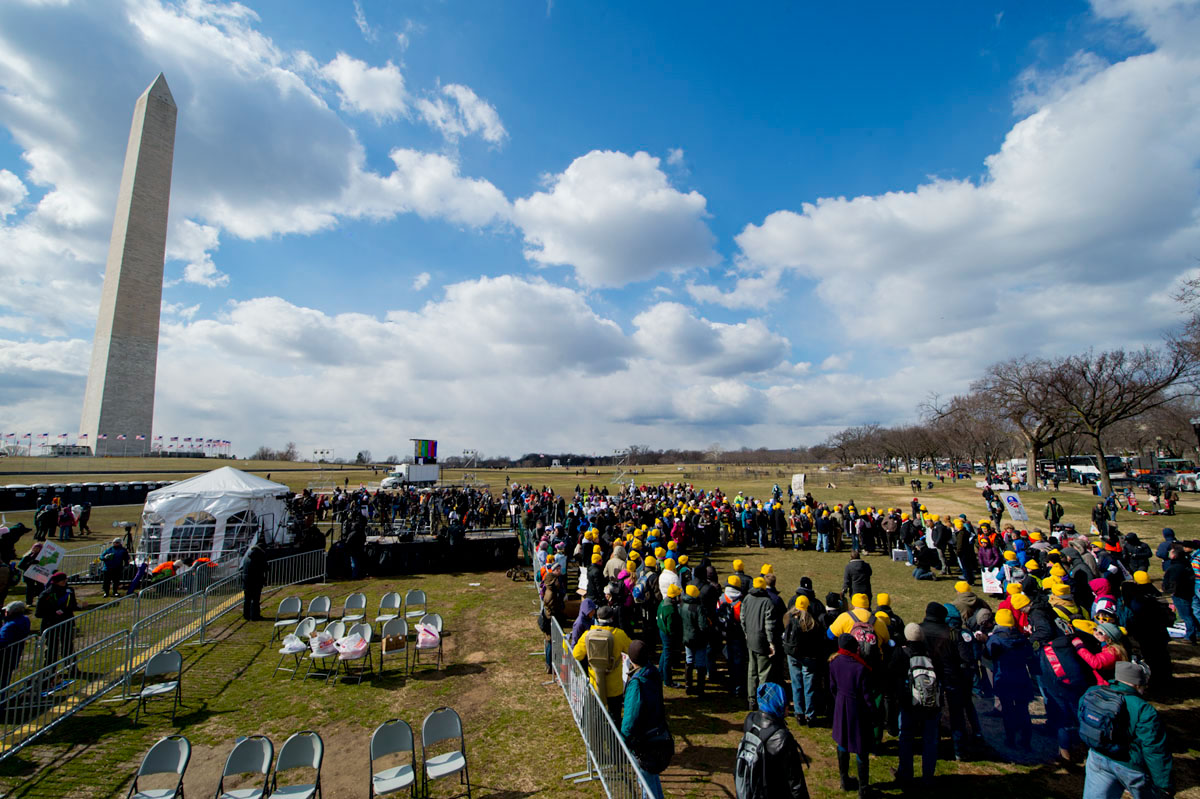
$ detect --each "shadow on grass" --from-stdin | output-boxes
[405,662,489,682]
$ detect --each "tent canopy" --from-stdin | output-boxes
[141,467,291,561]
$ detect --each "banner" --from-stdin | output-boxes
[791,473,806,496]
[1001,492,1029,523]
[24,541,66,584]
[981,567,1003,595]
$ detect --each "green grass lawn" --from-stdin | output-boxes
[1,464,1197,797]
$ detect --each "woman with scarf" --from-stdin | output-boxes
[829,633,873,798]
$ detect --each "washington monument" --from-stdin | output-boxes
[79,74,176,457]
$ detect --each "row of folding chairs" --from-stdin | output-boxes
[273,613,444,683]
[127,709,470,798]
[271,591,430,642]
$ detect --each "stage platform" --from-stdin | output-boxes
[362,527,521,575]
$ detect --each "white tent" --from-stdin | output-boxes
[140,467,290,561]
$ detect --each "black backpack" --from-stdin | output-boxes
[781,616,802,657]
[734,719,775,799]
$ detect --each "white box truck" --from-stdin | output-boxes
[381,464,441,488]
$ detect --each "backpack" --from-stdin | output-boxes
[633,571,656,604]
[849,613,878,659]
[906,652,940,708]
[717,598,743,639]
[585,626,617,688]
[1078,686,1128,759]
[734,719,774,799]
[781,616,802,657]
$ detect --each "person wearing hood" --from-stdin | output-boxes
[681,584,710,696]
[919,602,967,759]
[571,598,598,647]
[830,633,873,797]
[1154,527,1176,569]
[873,593,905,642]
[791,576,826,620]
[740,682,810,799]
[952,581,991,621]
[783,595,826,725]
[0,600,32,694]
[842,550,873,600]
[986,609,1036,753]
[657,584,683,688]
[718,576,748,701]
[604,544,628,582]
[891,622,941,789]
[1123,533,1151,574]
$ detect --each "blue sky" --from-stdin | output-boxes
[0,0,1197,460]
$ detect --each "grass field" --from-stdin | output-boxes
[0,461,1196,797]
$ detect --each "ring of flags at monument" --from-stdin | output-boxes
[0,433,232,450]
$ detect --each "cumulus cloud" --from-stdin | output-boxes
[513,150,719,287]
[631,302,790,377]
[320,52,407,119]
[167,220,228,287]
[735,14,1200,365]
[0,170,27,217]
[666,148,685,166]
[348,149,510,227]
[411,271,431,290]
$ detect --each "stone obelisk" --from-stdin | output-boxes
[80,74,176,457]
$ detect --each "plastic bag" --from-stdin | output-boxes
[279,633,307,655]
[310,631,335,655]
[415,623,440,649]
[334,633,367,656]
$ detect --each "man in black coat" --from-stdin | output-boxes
[740,681,809,798]
[918,602,969,759]
[240,543,269,621]
[842,551,872,600]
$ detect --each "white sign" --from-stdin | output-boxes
[791,473,806,496]
[981,567,1003,595]
[1001,492,1029,523]
[23,541,66,584]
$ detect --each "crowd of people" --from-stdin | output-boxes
[530,480,1187,799]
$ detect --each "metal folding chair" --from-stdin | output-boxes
[271,731,323,799]
[134,649,182,723]
[375,592,402,633]
[421,707,469,798]
[379,619,408,676]
[370,719,416,798]
[306,596,332,622]
[271,596,303,641]
[275,617,317,679]
[403,589,426,620]
[412,613,443,673]
[303,621,344,683]
[335,623,374,684]
[217,735,273,799]
[341,592,367,624]
[127,735,189,799]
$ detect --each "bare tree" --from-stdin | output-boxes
[974,357,1074,489]
[1039,347,1196,495]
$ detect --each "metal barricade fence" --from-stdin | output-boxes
[266,549,327,588]
[59,543,109,583]
[548,616,657,798]
[0,631,130,760]
[135,552,240,606]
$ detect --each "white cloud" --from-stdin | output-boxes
[0,169,27,217]
[820,352,852,371]
[167,219,228,287]
[352,0,377,42]
[348,148,510,227]
[512,150,719,287]
[686,268,782,310]
[395,19,423,51]
[320,52,407,119]
[417,83,507,145]
[735,22,1200,365]
[666,148,684,166]
[411,271,431,290]
[631,302,790,377]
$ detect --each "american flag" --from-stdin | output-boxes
[135,435,146,441]
[4,433,13,439]
[58,433,67,439]
[21,433,30,439]
[79,433,88,439]
[98,434,107,440]
[170,437,178,442]
[116,434,126,440]
[155,436,163,441]
[38,433,48,439]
